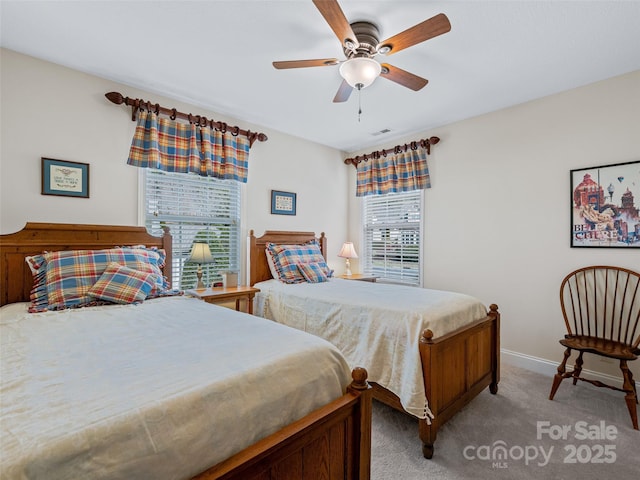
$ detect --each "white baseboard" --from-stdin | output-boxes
[501,348,639,390]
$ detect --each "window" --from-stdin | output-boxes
[362,190,422,285]
[143,169,241,290]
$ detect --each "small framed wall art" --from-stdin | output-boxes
[570,160,639,248]
[271,190,296,215]
[41,157,90,198]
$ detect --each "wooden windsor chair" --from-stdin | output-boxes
[549,265,640,430]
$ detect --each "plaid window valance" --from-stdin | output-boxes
[127,110,250,183]
[356,147,431,197]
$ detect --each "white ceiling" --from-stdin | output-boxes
[2,1,640,153]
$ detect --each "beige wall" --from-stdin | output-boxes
[347,70,640,378]
[2,48,639,380]
[0,49,349,278]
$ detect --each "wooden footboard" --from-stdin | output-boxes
[195,368,372,480]
[371,304,500,458]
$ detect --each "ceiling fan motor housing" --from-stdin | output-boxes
[344,21,381,58]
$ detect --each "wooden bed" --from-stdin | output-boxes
[0,222,372,480]
[248,229,500,459]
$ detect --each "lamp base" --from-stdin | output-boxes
[345,258,352,276]
[196,268,205,290]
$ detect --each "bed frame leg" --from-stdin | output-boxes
[418,420,437,459]
[422,443,434,459]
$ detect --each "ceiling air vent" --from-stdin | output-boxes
[371,129,391,136]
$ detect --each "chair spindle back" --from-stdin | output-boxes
[559,266,640,349]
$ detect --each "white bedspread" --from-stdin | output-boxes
[254,279,488,420]
[0,296,351,480]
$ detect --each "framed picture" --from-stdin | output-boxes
[570,160,639,248]
[41,157,90,198]
[271,190,296,215]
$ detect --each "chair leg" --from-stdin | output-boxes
[628,367,638,404]
[620,360,638,430]
[572,351,584,385]
[550,348,572,400]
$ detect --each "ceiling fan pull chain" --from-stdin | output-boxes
[357,84,362,122]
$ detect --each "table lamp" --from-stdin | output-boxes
[187,241,214,290]
[338,242,358,276]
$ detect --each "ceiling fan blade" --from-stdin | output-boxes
[273,58,339,69]
[312,0,359,49]
[333,79,353,103]
[378,13,451,55]
[380,63,428,91]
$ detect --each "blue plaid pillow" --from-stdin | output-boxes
[267,240,331,284]
[26,254,48,312]
[26,247,168,311]
[88,262,157,304]
[297,262,329,283]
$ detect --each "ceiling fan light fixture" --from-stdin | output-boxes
[339,57,382,89]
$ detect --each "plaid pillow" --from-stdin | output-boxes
[26,247,167,311]
[88,263,157,304]
[266,240,331,284]
[297,262,329,283]
[26,254,49,312]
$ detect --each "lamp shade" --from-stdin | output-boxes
[187,241,214,264]
[338,242,358,259]
[339,57,381,89]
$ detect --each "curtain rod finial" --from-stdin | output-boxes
[105,92,124,105]
[429,136,440,145]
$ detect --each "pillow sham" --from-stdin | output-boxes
[88,262,157,304]
[297,262,329,283]
[26,247,168,311]
[25,254,48,312]
[265,248,280,280]
[266,240,332,284]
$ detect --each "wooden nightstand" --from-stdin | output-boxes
[337,274,378,282]
[185,286,260,314]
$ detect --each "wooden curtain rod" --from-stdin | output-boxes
[344,136,440,167]
[105,91,268,147]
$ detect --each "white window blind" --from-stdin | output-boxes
[362,190,422,285]
[143,169,241,290]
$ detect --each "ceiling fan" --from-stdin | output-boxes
[273,0,451,103]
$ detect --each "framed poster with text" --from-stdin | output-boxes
[571,160,639,248]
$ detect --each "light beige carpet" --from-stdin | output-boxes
[370,362,639,479]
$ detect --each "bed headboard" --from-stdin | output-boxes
[248,230,327,286]
[0,222,172,306]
